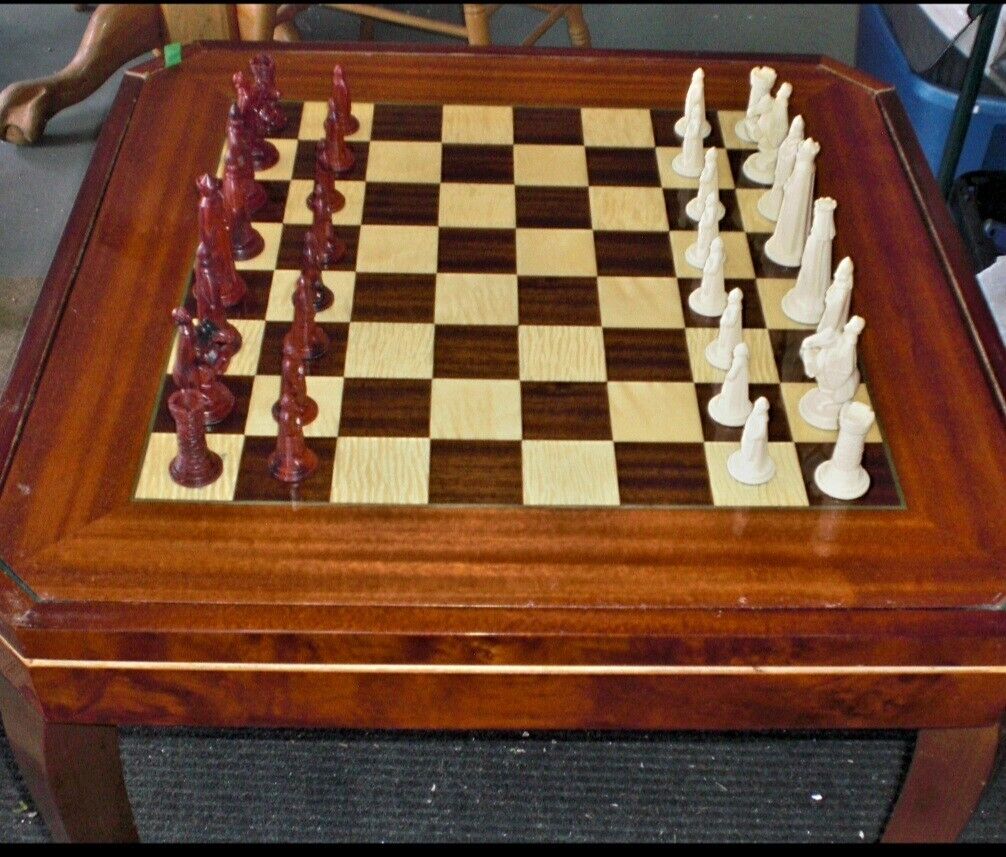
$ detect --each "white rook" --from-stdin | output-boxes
[814,401,875,500]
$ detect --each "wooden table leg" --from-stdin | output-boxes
[881,721,1003,842]
[0,677,137,842]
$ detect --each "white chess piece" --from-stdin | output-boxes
[764,137,820,267]
[672,104,706,178]
[675,68,712,138]
[799,315,865,430]
[686,148,725,222]
[708,342,753,427]
[742,81,792,184]
[703,285,742,364]
[798,257,855,375]
[782,197,837,324]
[727,397,775,484]
[736,66,777,143]
[685,192,720,269]
[689,239,728,318]
[814,401,875,500]
[757,115,804,221]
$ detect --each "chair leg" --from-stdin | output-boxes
[274,20,303,42]
[564,5,591,47]
[463,4,493,46]
[0,3,163,145]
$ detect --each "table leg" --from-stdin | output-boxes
[0,677,137,842]
[881,721,1003,842]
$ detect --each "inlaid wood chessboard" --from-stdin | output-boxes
[134,100,902,508]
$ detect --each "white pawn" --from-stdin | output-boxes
[686,148,725,222]
[675,68,712,138]
[799,315,865,431]
[736,66,777,143]
[814,401,875,500]
[690,239,728,317]
[708,342,753,427]
[742,82,792,185]
[798,257,854,376]
[727,397,775,485]
[782,197,837,324]
[757,115,804,221]
[704,285,742,366]
[672,104,705,178]
[685,192,719,269]
[764,137,820,267]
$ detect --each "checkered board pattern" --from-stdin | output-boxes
[134,100,903,508]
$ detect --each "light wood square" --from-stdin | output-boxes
[735,187,776,234]
[439,183,516,228]
[235,222,282,271]
[685,327,779,384]
[366,141,442,184]
[246,375,344,438]
[344,322,434,378]
[597,276,683,329]
[656,146,735,189]
[519,325,607,382]
[253,138,298,181]
[608,381,703,442]
[705,441,809,507]
[522,440,620,506]
[756,278,815,330]
[281,180,366,226]
[434,273,519,325]
[780,382,883,443]
[266,269,355,322]
[135,433,244,502]
[166,318,264,377]
[515,228,597,277]
[717,109,758,150]
[669,230,754,279]
[581,108,655,148]
[442,104,514,144]
[513,144,589,186]
[430,379,522,440]
[356,225,439,273]
[331,437,430,504]
[299,100,374,141]
[589,186,669,232]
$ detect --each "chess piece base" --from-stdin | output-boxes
[297,325,330,362]
[685,196,725,222]
[273,396,319,426]
[251,138,280,172]
[689,287,727,318]
[313,282,335,312]
[231,226,265,262]
[707,393,752,427]
[742,150,775,185]
[343,113,360,136]
[674,115,712,138]
[704,339,735,371]
[798,387,842,431]
[671,153,703,179]
[170,448,223,488]
[781,288,824,325]
[763,233,803,268]
[814,460,870,500]
[269,443,318,483]
[727,448,776,485]
[319,147,355,176]
[202,381,235,426]
[684,242,710,270]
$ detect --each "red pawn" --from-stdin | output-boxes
[272,342,318,426]
[300,227,335,313]
[224,144,264,261]
[331,64,359,136]
[249,53,286,136]
[288,261,329,361]
[226,102,266,215]
[168,388,224,488]
[234,70,279,171]
[318,98,354,175]
[309,176,345,267]
[197,174,247,309]
[306,138,345,214]
[269,391,318,483]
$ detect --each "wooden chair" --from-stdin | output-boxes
[0,4,591,146]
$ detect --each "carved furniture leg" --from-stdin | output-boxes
[463,4,493,46]
[0,3,163,145]
[0,677,137,842]
[881,721,1003,842]
[563,5,591,47]
[235,4,280,40]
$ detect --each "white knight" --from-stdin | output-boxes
[736,66,777,143]
[742,81,792,184]
[799,315,865,431]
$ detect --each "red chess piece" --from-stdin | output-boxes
[300,228,335,313]
[288,266,329,361]
[318,98,354,174]
[226,102,267,215]
[168,388,224,488]
[331,64,359,136]
[269,391,318,483]
[249,53,286,135]
[233,70,279,171]
[272,342,318,426]
[224,145,265,261]
[305,138,345,214]
[309,177,345,267]
[172,308,234,426]
[197,174,248,310]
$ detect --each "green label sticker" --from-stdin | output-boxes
[164,43,182,68]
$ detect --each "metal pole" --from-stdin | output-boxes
[938,4,1003,197]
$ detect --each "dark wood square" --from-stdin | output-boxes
[434,325,519,379]
[152,375,253,435]
[257,322,348,377]
[515,186,592,229]
[796,442,902,508]
[338,378,432,436]
[768,329,818,382]
[517,277,600,325]
[272,101,304,140]
[362,182,440,226]
[678,278,764,329]
[278,225,359,271]
[747,233,801,279]
[513,107,584,145]
[603,328,691,381]
[428,440,523,504]
[650,109,724,149]
[521,382,612,439]
[294,140,368,180]
[370,103,444,141]
[351,274,436,323]
[614,442,713,505]
[593,230,674,276]
[726,148,769,190]
[251,181,292,223]
[585,147,660,186]
[438,228,516,273]
[232,436,336,503]
[440,144,514,184]
[693,383,792,442]
[663,188,744,232]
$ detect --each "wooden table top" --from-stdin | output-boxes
[0,44,1003,732]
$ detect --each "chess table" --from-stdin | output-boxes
[0,44,1003,842]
